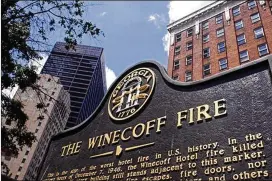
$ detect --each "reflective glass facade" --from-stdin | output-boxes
[41,42,107,128]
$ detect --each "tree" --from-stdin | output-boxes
[1,0,103,175]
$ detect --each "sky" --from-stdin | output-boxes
[71,1,170,88]
[3,1,214,97]
[80,1,213,88]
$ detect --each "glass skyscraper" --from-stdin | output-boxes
[41,42,107,128]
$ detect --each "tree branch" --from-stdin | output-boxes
[7,5,64,21]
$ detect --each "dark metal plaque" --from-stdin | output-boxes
[37,56,272,181]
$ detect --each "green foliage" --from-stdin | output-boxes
[1,0,103,175]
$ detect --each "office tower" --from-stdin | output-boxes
[41,42,107,128]
[2,75,70,180]
[167,0,272,82]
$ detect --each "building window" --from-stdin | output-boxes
[217,42,226,53]
[203,48,210,59]
[254,27,264,39]
[175,33,181,42]
[25,151,29,155]
[22,158,26,163]
[18,167,22,172]
[15,175,19,180]
[186,41,193,50]
[237,34,246,46]
[173,60,180,70]
[203,64,211,76]
[5,156,11,161]
[47,78,51,82]
[51,92,55,95]
[235,20,244,30]
[232,6,240,16]
[172,75,179,80]
[187,28,193,37]
[186,55,192,66]
[216,28,224,37]
[258,43,269,56]
[251,13,260,23]
[35,129,39,133]
[38,122,42,126]
[216,14,223,24]
[202,21,209,30]
[185,71,192,82]
[174,46,181,56]
[248,0,257,9]
[219,58,228,70]
[203,34,209,43]
[239,50,249,62]
[5,119,11,125]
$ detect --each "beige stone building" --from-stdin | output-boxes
[2,74,70,180]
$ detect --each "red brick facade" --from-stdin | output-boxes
[167,0,272,82]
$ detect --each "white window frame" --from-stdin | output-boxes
[237,34,246,46]
[173,59,180,70]
[175,33,181,42]
[219,58,228,70]
[239,50,249,62]
[203,48,210,59]
[254,27,264,39]
[187,28,193,37]
[185,71,192,82]
[235,20,244,30]
[216,15,223,24]
[174,46,181,56]
[218,42,226,53]
[251,13,260,23]
[186,55,192,66]
[232,6,240,16]
[203,34,209,43]
[258,43,269,56]
[186,41,193,50]
[216,28,224,37]
[203,64,211,76]
[172,75,179,80]
[248,0,257,9]
[202,21,209,30]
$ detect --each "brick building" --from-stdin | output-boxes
[167,0,272,82]
[2,75,70,181]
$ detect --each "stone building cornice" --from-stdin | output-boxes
[167,0,246,33]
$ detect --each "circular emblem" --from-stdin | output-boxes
[108,68,156,121]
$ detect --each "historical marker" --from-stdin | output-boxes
[38,56,272,181]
